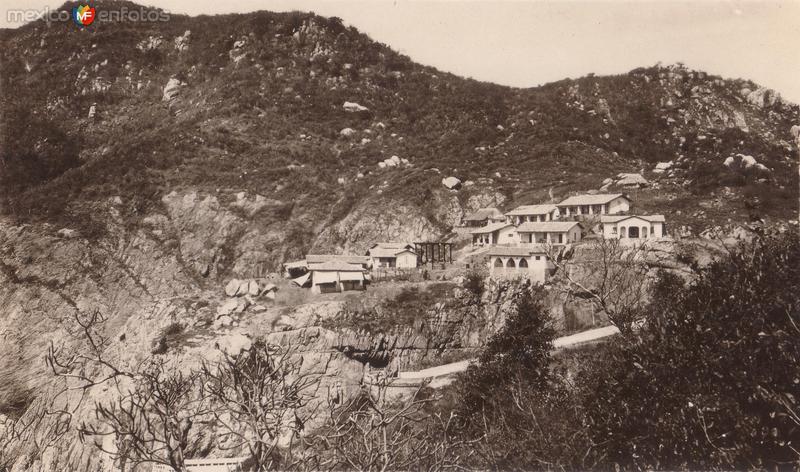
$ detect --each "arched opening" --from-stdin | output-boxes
[519,258,528,268]
[493,258,503,268]
[628,226,640,238]
[506,259,516,268]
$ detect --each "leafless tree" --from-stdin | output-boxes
[547,237,661,336]
[317,378,477,471]
[47,309,205,471]
[77,359,206,472]
[200,341,319,472]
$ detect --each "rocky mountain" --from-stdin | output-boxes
[0,1,798,469]
[1,1,798,277]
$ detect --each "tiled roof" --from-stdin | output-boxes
[516,221,581,233]
[308,262,366,272]
[368,243,416,258]
[469,222,515,234]
[505,204,558,216]
[600,214,665,223]
[486,245,548,256]
[306,254,370,265]
[557,193,629,206]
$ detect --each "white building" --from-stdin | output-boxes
[153,457,247,472]
[470,222,517,246]
[505,204,559,225]
[599,215,666,239]
[366,243,417,269]
[556,194,631,218]
[309,261,367,293]
[486,246,555,283]
[516,221,582,245]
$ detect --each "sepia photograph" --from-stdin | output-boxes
[0,0,799,470]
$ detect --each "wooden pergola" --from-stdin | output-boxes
[413,241,453,266]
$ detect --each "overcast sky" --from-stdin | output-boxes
[4,1,799,103]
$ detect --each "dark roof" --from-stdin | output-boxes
[469,222,515,234]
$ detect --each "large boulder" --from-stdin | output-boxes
[442,176,462,190]
[247,280,260,296]
[162,77,185,103]
[224,279,240,297]
[614,173,648,188]
[653,161,673,174]
[343,101,368,112]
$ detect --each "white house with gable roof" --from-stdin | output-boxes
[470,222,517,246]
[599,215,666,239]
[505,204,560,225]
[556,194,631,218]
[516,221,582,245]
[366,243,417,269]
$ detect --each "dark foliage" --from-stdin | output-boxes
[583,231,800,470]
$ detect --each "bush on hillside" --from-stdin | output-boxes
[582,231,800,470]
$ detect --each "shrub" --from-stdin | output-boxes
[582,231,800,470]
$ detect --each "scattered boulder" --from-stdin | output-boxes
[653,161,673,174]
[56,228,79,239]
[442,176,462,190]
[247,280,260,296]
[614,173,648,188]
[264,291,277,301]
[723,153,768,174]
[174,30,191,52]
[339,127,356,137]
[791,125,800,144]
[744,87,781,108]
[88,104,97,120]
[224,279,240,297]
[162,77,185,103]
[343,101,368,112]
[215,332,252,356]
[214,315,234,329]
[217,299,239,316]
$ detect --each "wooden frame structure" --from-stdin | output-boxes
[413,241,453,266]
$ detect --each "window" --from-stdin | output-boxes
[558,233,563,244]
[620,226,626,238]
[535,255,541,261]
[612,226,617,234]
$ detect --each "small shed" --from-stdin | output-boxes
[309,261,367,294]
[366,243,417,269]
